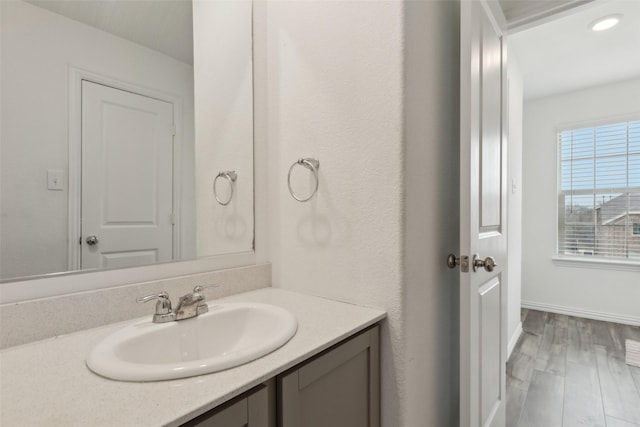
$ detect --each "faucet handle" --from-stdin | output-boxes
[136,291,169,303]
[193,284,220,294]
[190,285,219,317]
[136,292,174,323]
[137,291,171,310]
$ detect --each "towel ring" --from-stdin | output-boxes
[288,158,320,202]
[213,171,237,206]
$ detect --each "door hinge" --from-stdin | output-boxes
[169,125,176,136]
[169,213,175,225]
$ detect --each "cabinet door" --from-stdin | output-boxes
[182,383,272,427]
[279,326,380,427]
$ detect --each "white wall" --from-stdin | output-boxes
[507,49,524,354]
[522,78,640,323]
[263,4,404,423]
[263,1,459,425]
[0,0,195,280]
[193,0,254,257]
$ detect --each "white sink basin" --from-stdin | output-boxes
[87,302,297,381]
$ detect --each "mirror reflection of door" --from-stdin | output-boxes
[80,80,174,270]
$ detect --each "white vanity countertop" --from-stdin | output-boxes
[0,288,386,427]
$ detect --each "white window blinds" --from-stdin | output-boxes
[558,120,640,261]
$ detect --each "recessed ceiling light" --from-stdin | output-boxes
[590,14,623,32]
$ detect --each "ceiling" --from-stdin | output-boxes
[23,0,639,98]
[510,0,640,100]
[500,0,594,29]
[24,0,193,65]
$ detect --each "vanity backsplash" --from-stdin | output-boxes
[0,264,271,349]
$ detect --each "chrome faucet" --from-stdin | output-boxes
[137,285,219,323]
[175,286,209,320]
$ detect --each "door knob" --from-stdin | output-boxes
[447,254,460,269]
[472,254,497,272]
[86,235,99,246]
[446,254,469,272]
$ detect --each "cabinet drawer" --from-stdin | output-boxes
[182,381,274,427]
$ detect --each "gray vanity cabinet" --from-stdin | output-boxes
[278,326,380,427]
[181,326,379,427]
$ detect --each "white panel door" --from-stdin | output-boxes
[459,1,508,426]
[81,80,174,270]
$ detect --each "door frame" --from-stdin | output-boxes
[67,66,184,271]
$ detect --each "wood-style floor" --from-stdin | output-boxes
[507,309,640,427]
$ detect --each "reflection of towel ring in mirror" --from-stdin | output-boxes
[288,158,320,202]
[213,171,237,206]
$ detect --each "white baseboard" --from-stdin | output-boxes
[521,300,640,326]
[508,322,523,358]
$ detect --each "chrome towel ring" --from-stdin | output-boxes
[213,171,237,206]
[288,158,320,202]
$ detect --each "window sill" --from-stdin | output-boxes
[552,256,640,271]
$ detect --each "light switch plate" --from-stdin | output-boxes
[47,169,65,191]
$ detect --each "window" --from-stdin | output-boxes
[558,120,640,261]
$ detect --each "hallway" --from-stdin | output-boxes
[507,309,640,426]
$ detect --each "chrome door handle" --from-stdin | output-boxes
[472,254,497,272]
[86,235,99,246]
[446,254,469,272]
[447,254,460,268]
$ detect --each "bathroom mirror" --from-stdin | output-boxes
[0,0,254,286]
